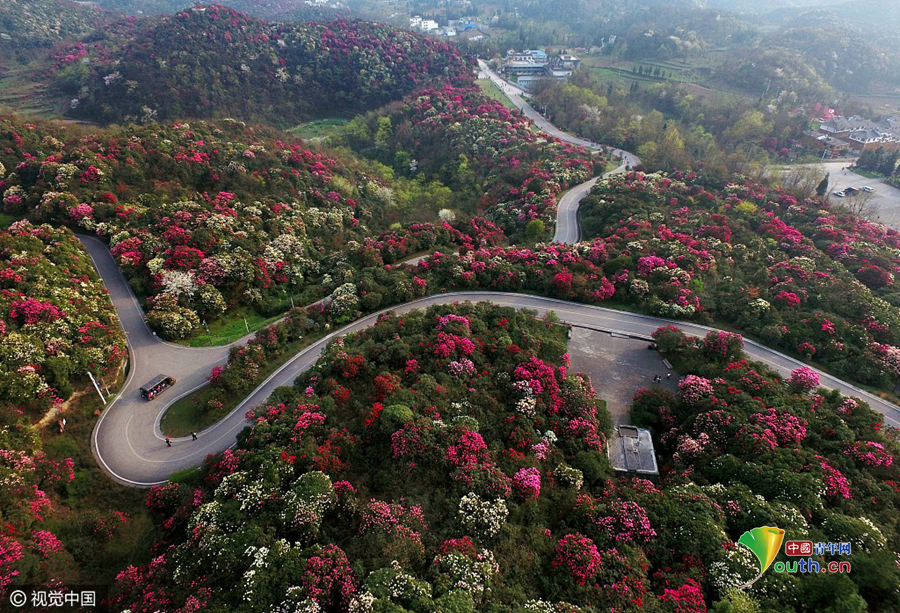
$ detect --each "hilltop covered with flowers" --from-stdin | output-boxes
[0,222,124,408]
[0,114,465,339]
[52,4,472,126]
[0,0,111,51]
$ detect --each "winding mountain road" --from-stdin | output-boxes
[82,71,899,487]
[474,60,639,244]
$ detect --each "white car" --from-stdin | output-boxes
[862,186,874,193]
[833,191,845,198]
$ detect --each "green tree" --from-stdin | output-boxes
[525,219,545,241]
[816,173,830,197]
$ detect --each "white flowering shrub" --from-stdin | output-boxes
[348,591,376,613]
[554,464,584,490]
[822,514,887,552]
[433,549,499,598]
[457,493,508,539]
[329,283,360,320]
[161,269,197,299]
[365,561,432,603]
[279,471,335,537]
[709,543,758,594]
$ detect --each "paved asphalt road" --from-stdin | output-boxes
[87,259,900,486]
[82,73,898,486]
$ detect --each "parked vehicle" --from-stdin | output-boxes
[140,375,176,400]
[833,191,846,198]
[862,185,874,192]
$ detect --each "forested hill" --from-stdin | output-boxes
[0,0,111,51]
[92,0,346,21]
[53,4,472,126]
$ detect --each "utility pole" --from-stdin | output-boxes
[87,372,106,404]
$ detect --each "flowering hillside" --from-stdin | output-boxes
[278,166,900,396]
[108,305,900,611]
[0,222,125,408]
[196,164,900,397]
[54,4,472,126]
[0,0,110,50]
[0,115,454,339]
[0,221,147,600]
[335,85,600,239]
[108,304,622,611]
[573,171,900,392]
[634,326,900,611]
[93,0,346,21]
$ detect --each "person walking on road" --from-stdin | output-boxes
[191,432,198,441]
[165,436,171,448]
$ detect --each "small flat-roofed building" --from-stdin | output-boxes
[608,425,659,478]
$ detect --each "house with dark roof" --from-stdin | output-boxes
[817,116,900,153]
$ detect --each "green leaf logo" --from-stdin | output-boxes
[736,525,785,588]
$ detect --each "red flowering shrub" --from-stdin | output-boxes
[300,544,357,608]
[553,533,602,585]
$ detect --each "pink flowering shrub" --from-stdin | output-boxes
[31,530,65,558]
[678,375,714,405]
[594,500,657,544]
[513,467,542,500]
[845,441,893,467]
[788,366,820,391]
[701,331,744,362]
[300,545,357,608]
[750,409,808,446]
[0,536,24,596]
[658,579,706,613]
[819,460,851,499]
[68,202,94,222]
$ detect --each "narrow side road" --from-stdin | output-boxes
[475,60,639,244]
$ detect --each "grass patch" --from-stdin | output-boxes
[161,384,230,438]
[178,307,285,347]
[0,212,14,227]
[168,466,203,485]
[161,331,325,436]
[288,117,350,140]
[476,78,517,110]
[178,285,328,347]
[852,168,885,180]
